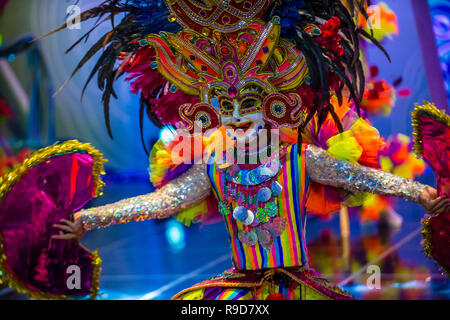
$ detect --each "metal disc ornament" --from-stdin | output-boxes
[238,230,258,246]
[242,210,255,226]
[257,187,272,202]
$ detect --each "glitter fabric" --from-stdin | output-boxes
[80,164,211,230]
[305,145,425,202]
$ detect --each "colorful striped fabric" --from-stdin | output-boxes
[172,267,354,300]
[206,143,310,270]
[205,282,301,300]
[213,288,254,300]
[174,279,303,300]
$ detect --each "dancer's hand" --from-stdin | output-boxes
[418,186,450,216]
[52,212,85,241]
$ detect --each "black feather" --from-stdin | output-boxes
[44,0,388,154]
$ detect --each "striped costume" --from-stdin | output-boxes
[173,144,353,300]
[55,0,429,301]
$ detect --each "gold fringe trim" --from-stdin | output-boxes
[90,249,102,300]
[0,140,107,299]
[0,234,74,300]
[421,217,434,261]
[412,102,450,277]
[411,101,450,158]
[421,217,450,277]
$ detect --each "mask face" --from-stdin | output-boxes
[210,84,269,145]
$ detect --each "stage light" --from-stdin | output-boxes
[160,126,176,144]
[165,219,186,251]
[392,280,425,289]
[345,284,373,293]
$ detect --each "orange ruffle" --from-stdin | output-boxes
[306,182,342,216]
[305,97,385,216]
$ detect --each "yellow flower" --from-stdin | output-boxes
[359,2,399,42]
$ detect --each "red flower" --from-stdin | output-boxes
[0,97,12,118]
[315,16,344,57]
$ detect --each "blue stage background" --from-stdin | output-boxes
[0,0,441,173]
[0,0,449,300]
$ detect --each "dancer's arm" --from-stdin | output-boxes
[53,164,211,237]
[305,144,450,214]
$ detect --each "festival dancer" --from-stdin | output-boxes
[2,1,449,300]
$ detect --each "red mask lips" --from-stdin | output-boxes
[226,121,253,135]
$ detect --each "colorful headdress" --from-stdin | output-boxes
[45,0,383,149]
[135,15,309,133]
[164,0,271,35]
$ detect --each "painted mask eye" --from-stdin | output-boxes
[179,102,221,134]
[220,100,234,116]
[239,98,261,115]
[195,112,211,128]
[270,101,286,118]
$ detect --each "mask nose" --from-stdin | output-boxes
[233,100,240,122]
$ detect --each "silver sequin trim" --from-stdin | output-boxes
[305,145,425,203]
[80,164,211,230]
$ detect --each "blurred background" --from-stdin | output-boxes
[0,0,449,300]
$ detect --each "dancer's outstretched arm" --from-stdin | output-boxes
[305,144,450,215]
[53,164,211,239]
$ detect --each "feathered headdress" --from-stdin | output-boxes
[43,0,387,152]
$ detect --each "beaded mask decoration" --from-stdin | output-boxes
[165,0,272,36]
[137,0,309,134]
[134,1,309,248]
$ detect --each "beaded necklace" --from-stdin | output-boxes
[217,144,289,250]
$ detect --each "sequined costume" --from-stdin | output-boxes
[81,164,211,230]
[1,0,442,300]
[79,142,425,300]
[80,144,425,233]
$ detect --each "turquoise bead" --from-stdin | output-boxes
[305,76,312,85]
[265,201,278,217]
